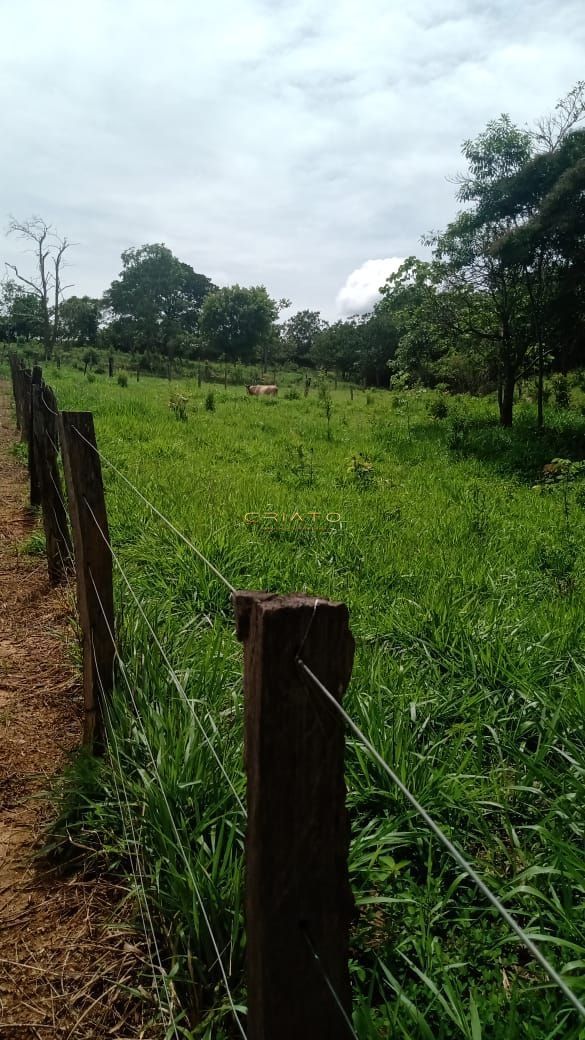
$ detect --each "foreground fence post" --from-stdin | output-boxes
[32,384,73,583]
[234,591,355,1040]
[59,411,114,752]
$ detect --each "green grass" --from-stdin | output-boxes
[21,362,585,1038]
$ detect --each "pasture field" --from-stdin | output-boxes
[16,362,585,1038]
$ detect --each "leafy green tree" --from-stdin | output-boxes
[494,124,585,402]
[311,319,359,376]
[59,295,101,345]
[103,244,216,356]
[429,116,535,425]
[1,280,44,340]
[199,285,278,363]
[282,309,327,366]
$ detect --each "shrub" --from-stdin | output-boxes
[284,389,300,401]
[347,452,374,488]
[170,393,189,421]
[205,390,215,412]
[427,396,449,420]
[117,373,128,388]
[86,372,96,383]
[552,374,570,409]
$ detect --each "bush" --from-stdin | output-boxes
[552,374,570,409]
[86,372,96,383]
[205,390,215,412]
[117,373,128,388]
[284,389,300,400]
[427,396,449,420]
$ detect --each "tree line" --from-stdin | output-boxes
[2,83,584,425]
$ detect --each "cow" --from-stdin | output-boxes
[246,384,278,396]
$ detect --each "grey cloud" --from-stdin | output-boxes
[1,0,584,320]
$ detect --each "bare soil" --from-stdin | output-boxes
[0,382,160,1039]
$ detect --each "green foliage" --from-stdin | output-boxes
[170,392,189,421]
[347,452,374,487]
[282,309,326,365]
[205,389,215,411]
[552,374,571,409]
[60,295,100,346]
[199,284,278,363]
[426,395,449,420]
[103,244,216,357]
[117,372,128,387]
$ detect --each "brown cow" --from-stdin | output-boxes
[246,385,278,396]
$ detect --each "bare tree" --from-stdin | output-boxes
[6,216,73,359]
[532,81,585,152]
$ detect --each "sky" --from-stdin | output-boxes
[1,0,584,321]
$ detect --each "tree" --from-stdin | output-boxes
[6,217,72,360]
[311,319,361,377]
[0,279,45,340]
[199,285,278,363]
[282,310,327,366]
[103,244,216,356]
[59,295,101,346]
[430,116,535,425]
[489,120,585,423]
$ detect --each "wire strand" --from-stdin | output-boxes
[88,575,247,1039]
[296,657,585,1022]
[301,926,358,1039]
[84,501,245,813]
[93,641,180,1036]
[70,422,236,593]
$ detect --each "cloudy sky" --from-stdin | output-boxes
[1,0,584,319]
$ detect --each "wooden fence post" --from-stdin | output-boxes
[28,366,43,508]
[32,384,73,583]
[234,591,355,1040]
[59,411,114,752]
[8,355,20,430]
[17,365,29,443]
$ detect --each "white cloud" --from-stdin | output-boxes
[336,258,405,315]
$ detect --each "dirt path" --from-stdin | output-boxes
[0,382,158,1039]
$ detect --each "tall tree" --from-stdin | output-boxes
[59,295,101,346]
[430,116,534,425]
[103,244,216,355]
[282,310,327,366]
[199,285,278,363]
[0,279,45,340]
[6,217,72,360]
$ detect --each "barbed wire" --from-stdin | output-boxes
[84,500,245,814]
[22,377,585,1026]
[93,640,180,1037]
[88,572,247,1039]
[300,925,358,1039]
[70,422,236,593]
[296,656,585,1022]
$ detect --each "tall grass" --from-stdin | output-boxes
[36,365,585,1038]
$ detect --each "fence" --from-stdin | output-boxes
[7,355,585,1038]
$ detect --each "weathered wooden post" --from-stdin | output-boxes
[108,354,114,378]
[8,355,21,430]
[28,366,43,508]
[32,384,73,583]
[234,591,355,1040]
[59,411,114,752]
[17,366,30,443]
